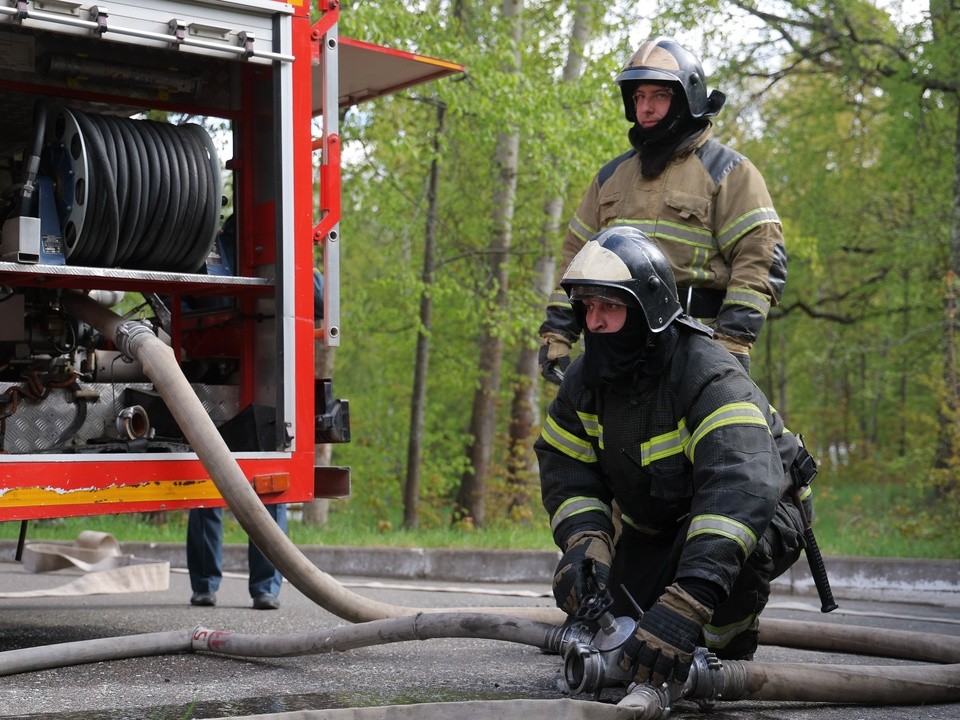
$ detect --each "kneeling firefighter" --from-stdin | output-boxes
[535,225,819,686]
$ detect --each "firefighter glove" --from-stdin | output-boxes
[617,583,712,687]
[539,334,572,385]
[552,530,614,615]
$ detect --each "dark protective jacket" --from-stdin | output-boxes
[541,125,786,351]
[536,323,802,597]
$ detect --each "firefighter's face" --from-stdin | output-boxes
[632,84,675,128]
[581,298,627,334]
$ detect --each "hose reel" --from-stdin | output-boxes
[42,106,222,272]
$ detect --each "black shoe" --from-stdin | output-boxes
[252,593,280,610]
[190,591,216,607]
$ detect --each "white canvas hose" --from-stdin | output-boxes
[49,290,960,716]
[61,291,563,625]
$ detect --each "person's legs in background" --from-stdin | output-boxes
[187,507,224,606]
[248,502,287,610]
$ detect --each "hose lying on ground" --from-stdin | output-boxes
[2,611,959,711]
[0,613,556,676]
[47,291,960,713]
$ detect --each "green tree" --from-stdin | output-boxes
[648,1,957,484]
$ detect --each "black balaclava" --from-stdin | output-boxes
[579,305,649,388]
[627,82,708,177]
[575,301,681,388]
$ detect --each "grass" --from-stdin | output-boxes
[2,480,956,560]
[811,480,959,559]
[0,507,558,551]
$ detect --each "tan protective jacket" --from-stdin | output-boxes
[543,126,786,353]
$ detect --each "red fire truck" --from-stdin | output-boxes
[0,1,461,523]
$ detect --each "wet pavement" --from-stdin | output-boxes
[0,548,958,720]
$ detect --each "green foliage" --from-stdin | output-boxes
[316,1,960,538]
[812,471,960,559]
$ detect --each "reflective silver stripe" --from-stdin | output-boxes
[703,613,758,649]
[722,287,771,317]
[569,214,597,244]
[687,402,770,463]
[717,207,780,250]
[687,514,758,556]
[690,246,710,284]
[640,420,690,465]
[615,219,715,250]
[551,496,612,532]
[619,512,666,536]
[577,411,600,438]
[547,289,571,310]
[541,415,597,463]
[577,411,604,449]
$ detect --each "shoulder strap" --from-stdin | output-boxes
[693,138,744,185]
[597,149,638,190]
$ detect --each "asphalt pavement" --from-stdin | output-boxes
[0,541,958,720]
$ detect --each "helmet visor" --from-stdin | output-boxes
[569,284,636,307]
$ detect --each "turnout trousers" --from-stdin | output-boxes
[608,499,805,660]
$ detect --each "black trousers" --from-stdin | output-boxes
[608,499,805,659]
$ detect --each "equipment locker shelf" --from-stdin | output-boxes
[0,0,462,522]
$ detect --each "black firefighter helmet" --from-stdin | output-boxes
[615,36,726,123]
[561,226,683,333]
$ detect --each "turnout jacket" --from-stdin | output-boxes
[536,325,800,598]
[542,125,786,349]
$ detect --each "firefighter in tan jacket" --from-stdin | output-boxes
[539,37,786,380]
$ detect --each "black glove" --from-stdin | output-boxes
[617,583,712,686]
[552,530,613,615]
[538,336,571,385]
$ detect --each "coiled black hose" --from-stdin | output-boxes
[43,107,221,272]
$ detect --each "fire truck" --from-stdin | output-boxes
[0,1,461,525]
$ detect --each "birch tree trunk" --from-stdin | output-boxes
[504,0,593,519]
[454,0,522,527]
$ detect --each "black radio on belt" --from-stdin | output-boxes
[678,286,724,318]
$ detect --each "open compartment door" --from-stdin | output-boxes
[313,37,464,112]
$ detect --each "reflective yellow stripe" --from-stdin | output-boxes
[576,411,604,450]
[551,496,612,532]
[703,613,759,649]
[687,402,770,463]
[718,207,780,249]
[546,289,571,309]
[722,287,771,317]
[577,411,599,438]
[541,415,597,463]
[569,213,598,244]
[640,419,690,464]
[620,512,666,536]
[615,219,714,250]
[687,513,758,556]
